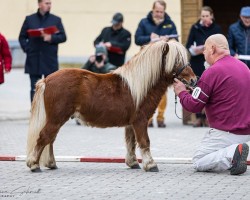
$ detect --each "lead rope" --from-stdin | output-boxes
[174,95,182,119]
[174,95,193,120]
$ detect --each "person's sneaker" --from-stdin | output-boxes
[230,143,249,175]
[75,119,81,126]
[148,122,153,127]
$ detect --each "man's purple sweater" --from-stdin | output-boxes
[179,55,250,135]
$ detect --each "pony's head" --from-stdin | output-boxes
[114,40,196,108]
[164,41,197,88]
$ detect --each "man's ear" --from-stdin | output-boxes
[211,45,216,55]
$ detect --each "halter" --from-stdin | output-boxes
[173,62,197,89]
[173,62,198,120]
[173,62,190,78]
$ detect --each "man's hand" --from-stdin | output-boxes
[104,42,112,48]
[41,31,52,42]
[150,33,159,40]
[89,55,95,63]
[159,35,169,42]
[234,54,239,59]
[173,78,187,96]
[4,69,11,73]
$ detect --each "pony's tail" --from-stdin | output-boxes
[26,78,49,166]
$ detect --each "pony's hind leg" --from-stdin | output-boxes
[125,126,141,169]
[27,123,61,172]
[43,141,58,170]
[132,121,158,172]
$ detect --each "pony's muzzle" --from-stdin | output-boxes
[190,78,197,87]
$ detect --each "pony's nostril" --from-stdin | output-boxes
[191,79,197,87]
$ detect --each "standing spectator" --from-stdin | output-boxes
[94,12,131,68]
[228,6,250,69]
[19,0,67,102]
[135,0,178,128]
[0,33,12,85]
[82,45,116,74]
[186,6,222,127]
[173,34,250,175]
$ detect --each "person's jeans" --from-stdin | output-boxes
[29,74,49,103]
[148,90,167,124]
[193,128,250,172]
[156,92,167,122]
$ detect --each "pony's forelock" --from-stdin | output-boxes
[165,41,189,74]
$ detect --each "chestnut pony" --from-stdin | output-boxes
[27,41,196,172]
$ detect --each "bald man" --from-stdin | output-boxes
[173,34,250,175]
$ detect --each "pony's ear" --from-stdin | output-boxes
[163,42,169,56]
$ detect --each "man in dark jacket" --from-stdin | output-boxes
[94,13,131,67]
[228,6,250,69]
[19,0,67,102]
[134,0,178,128]
[135,0,178,46]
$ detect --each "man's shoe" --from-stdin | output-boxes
[148,122,153,127]
[230,143,249,175]
[157,121,166,128]
[76,119,81,126]
[193,118,203,127]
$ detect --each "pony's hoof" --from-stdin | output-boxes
[148,166,159,172]
[131,164,141,169]
[31,167,42,173]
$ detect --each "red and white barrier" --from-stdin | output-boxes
[0,155,249,165]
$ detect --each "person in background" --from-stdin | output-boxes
[173,34,250,175]
[82,45,116,74]
[94,12,131,68]
[75,45,116,125]
[228,6,250,69]
[18,0,67,103]
[135,0,178,128]
[186,6,222,127]
[0,33,12,85]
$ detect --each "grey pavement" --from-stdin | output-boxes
[0,69,250,200]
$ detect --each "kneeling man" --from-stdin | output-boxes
[173,34,250,175]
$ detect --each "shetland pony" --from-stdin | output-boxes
[27,41,196,172]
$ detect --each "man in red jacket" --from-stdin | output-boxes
[174,34,250,175]
[0,33,12,84]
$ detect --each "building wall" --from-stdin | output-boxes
[0,0,181,62]
[181,0,202,46]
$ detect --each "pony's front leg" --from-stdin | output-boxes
[125,125,141,169]
[133,122,159,172]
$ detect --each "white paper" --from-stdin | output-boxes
[166,34,179,38]
[238,55,250,61]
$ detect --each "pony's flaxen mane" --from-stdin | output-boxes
[114,40,188,108]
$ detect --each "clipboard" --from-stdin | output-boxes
[27,26,59,37]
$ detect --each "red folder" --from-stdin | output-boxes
[108,46,124,54]
[27,26,59,37]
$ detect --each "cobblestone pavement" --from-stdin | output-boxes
[0,69,250,200]
[1,161,250,200]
